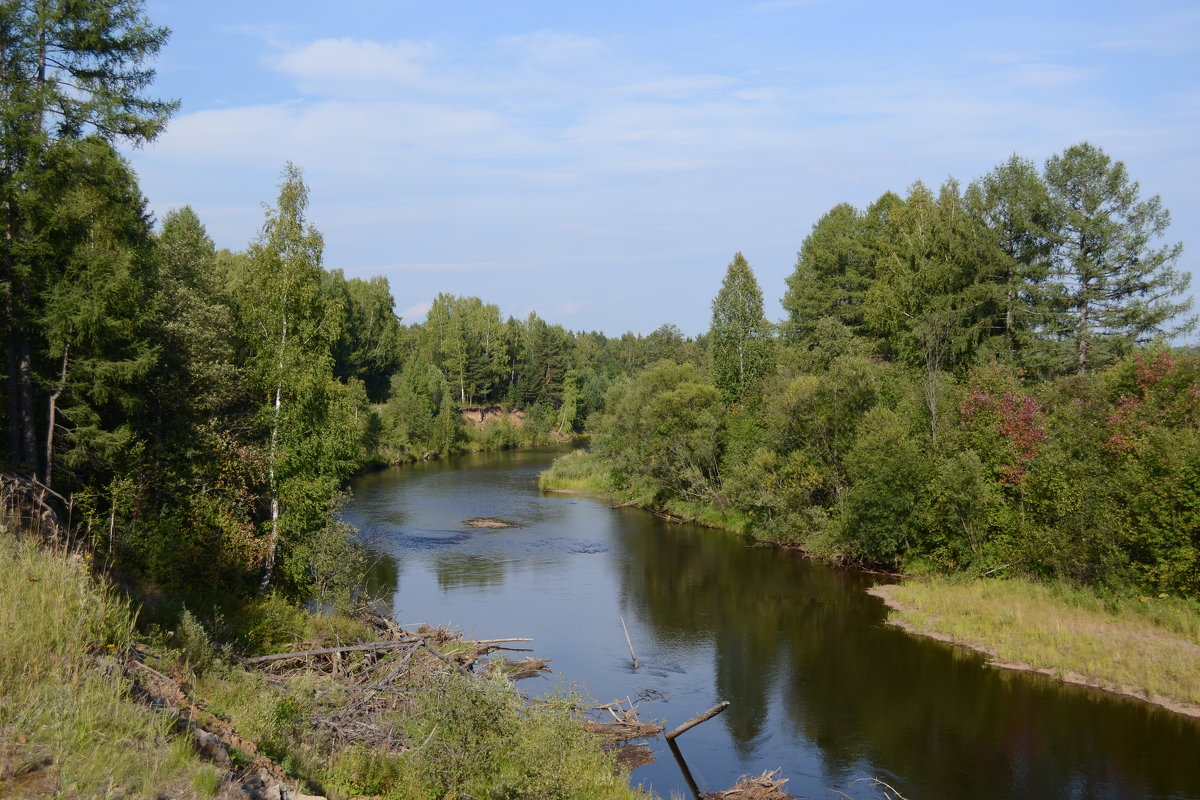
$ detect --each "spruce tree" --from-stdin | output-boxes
[1,0,176,475]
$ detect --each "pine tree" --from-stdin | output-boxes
[1043,142,1193,373]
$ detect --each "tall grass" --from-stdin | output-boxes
[880,578,1200,708]
[538,449,617,495]
[0,533,211,798]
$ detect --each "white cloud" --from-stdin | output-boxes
[496,30,607,66]
[143,100,531,173]
[399,301,431,323]
[272,38,436,94]
[610,75,737,99]
[554,298,588,316]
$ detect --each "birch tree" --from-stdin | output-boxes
[240,165,345,592]
[709,252,774,404]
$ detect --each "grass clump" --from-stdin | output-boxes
[0,534,215,798]
[877,577,1200,709]
[539,449,617,495]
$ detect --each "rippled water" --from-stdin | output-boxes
[345,447,1200,800]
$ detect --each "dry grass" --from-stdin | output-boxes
[872,578,1200,713]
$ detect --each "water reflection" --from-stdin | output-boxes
[347,449,1200,800]
[615,518,1200,799]
[434,552,508,591]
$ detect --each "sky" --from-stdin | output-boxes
[127,0,1200,337]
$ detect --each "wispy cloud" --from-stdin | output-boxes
[399,301,431,322]
[272,38,436,93]
[496,30,608,66]
[1008,62,1097,87]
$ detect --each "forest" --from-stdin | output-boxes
[1,0,1197,606]
[3,2,1199,799]
[546,148,1200,600]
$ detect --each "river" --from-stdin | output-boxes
[344,447,1200,800]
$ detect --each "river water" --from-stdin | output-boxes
[344,447,1200,800]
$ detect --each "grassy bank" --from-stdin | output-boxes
[871,578,1200,716]
[538,450,753,533]
[0,534,217,798]
[0,526,646,799]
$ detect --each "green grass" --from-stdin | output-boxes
[877,578,1200,710]
[1,517,648,800]
[538,449,620,495]
[0,532,215,799]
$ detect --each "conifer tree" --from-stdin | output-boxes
[965,154,1056,367]
[1043,142,1192,373]
[1,0,176,475]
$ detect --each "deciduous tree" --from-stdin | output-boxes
[709,252,774,403]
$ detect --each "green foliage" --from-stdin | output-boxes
[709,252,775,403]
[328,271,403,401]
[596,360,726,505]
[1043,142,1194,373]
[965,154,1057,368]
[835,407,932,564]
[782,202,877,342]
[229,594,308,656]
[174,607,219,676]
[2,0,178,477]
[538,449,616,495]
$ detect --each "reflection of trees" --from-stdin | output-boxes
[614,518,1200,799]
[433,553,507,591]
[363,550,399,601]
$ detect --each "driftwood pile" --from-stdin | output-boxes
[704,768,792,799]
[111,607,553,799]
[586,697,665,742]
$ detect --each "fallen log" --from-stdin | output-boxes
[241,639,418,665]
[665,700,730,741]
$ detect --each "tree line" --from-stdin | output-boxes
[578,145,1198,599]
[4,0,1196,604]
[0,0,710,601]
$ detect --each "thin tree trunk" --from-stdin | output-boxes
[260,315,287,593]
[44,341,68,489]
[1006,273,1016,361]
[5,3,51,477]
[1077,295,1090,375]
[14,330,40,475]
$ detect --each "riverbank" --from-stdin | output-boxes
[544,452,1200,719]
[538,449,753,533]
[870,579,1200,718]
[0,528,646,800]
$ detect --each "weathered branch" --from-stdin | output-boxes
[665,700,729,741]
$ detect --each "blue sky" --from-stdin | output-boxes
[128,0,1200,337]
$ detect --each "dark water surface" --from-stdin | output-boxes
[345,448,1200,800]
